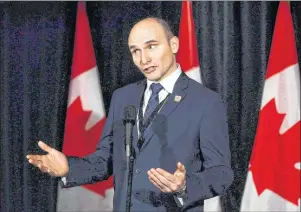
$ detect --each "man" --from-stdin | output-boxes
[27,17,233,211]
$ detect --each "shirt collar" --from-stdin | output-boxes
[146,64,182,93]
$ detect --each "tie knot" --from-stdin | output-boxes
[150,83,163,94]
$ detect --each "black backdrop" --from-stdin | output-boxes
[1,1,301,212]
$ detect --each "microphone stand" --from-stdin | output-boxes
[125,145,135,212]
[123,105,136,212]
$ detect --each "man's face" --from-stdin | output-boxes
[128,19,179,82]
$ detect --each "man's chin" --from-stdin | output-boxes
[146,76,161,82]
[144,73,161,82]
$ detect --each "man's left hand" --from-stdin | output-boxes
[147,162,186,193]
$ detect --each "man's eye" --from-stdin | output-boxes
[148,44,156,49]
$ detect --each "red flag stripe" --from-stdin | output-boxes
[266,2,298,79]
[71,2,96,79]
[176,0,200,72]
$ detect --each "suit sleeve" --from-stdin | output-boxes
[182,94,234,210]
[61,90,118,188]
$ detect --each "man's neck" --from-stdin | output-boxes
[155,63,178,83]
[146,64,182,94]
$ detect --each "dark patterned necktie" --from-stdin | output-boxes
[143,83,163,124]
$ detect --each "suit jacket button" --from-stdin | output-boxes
[136,169,140,174]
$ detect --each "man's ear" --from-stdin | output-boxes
[170,36,179,54]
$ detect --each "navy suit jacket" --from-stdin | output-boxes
[62,72,234,212]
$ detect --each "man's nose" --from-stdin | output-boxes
[140,51,151,65]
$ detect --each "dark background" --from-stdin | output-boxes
[1,1,300,212]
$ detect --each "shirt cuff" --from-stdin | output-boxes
[173,185,187,206]
[177,197,184,205]
[61,177,67,186]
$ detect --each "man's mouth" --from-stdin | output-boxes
[144,66,157,74]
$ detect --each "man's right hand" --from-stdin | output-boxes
[26,141,69,177]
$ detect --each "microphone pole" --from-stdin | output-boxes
[123,105,136,212]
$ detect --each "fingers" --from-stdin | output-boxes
[43,168,55,176]
[174,162,186,177]
[27,157,54,175]
[26,153,46,169]
[26,154,46,170]
[148,163,186,193]
[26,141,52,165]
[37,164,55,176]
[148,169,172,193]
[149,175,169,192]
[40,165,50,173]
[38,141,53,154]
[150,169,173,187]
[177,162,186,173]
[26,141,53,157]
[27,158,42,167]
[26,142,57,176]
[26,154,43,162]
[156,168,177,183]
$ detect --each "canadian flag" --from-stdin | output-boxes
[176,1,222,211]
[56,2,114,211]
[240,2,300,211]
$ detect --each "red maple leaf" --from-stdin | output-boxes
[63,97,113,196]
[250,99,300,205]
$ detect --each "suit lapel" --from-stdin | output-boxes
[140,72,189,152]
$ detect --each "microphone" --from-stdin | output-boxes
[123,105,136,212]
[123,105,136,164]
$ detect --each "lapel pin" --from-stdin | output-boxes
[174,95,182,102]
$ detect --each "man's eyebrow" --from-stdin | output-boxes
[129,45,137,50]
[144,40,158,45]
[129,40,159,50]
